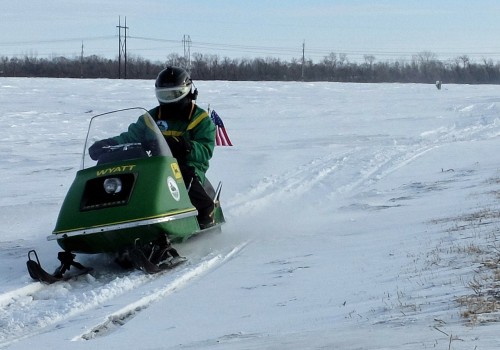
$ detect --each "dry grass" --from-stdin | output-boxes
[455,248,500,323]
[451,175,500,325]
[422,174,500,325]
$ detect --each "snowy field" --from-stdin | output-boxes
[1,78,500,349]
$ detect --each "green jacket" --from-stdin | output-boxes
[112,104,215,182]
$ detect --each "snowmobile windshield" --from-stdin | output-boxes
[82,108,172,169]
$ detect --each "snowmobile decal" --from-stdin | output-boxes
[96,164,136,176]
[170,162,182,179]
[167,176,181,201]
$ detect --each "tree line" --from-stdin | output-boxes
[2,51,500,84]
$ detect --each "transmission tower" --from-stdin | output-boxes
[117,16,128,79]
[183,34,192,73]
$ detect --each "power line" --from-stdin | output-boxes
[0,36,115,46]
[128,36,179,44]
[3,33,500,63]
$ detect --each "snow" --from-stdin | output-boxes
[1,78,500,349]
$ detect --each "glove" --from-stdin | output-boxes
[88,138,118,160]
[166,136,191,161]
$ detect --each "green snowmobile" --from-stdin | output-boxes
[27,108,225,283]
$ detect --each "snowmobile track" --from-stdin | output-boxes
[229,112,500,217]
[0,242,248,347]
[77,243,247,341]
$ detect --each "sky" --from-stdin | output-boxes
[2,0,500,63]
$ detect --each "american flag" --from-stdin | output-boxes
[210,109,233,146]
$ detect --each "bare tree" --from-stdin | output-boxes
[457,55,470,69]
[364,55,376,68]
[413,51,438,66]
[323,52,337,68]
[338,53,348,66]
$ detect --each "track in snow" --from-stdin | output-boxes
[227,110,500,216]
[0,242,248,347]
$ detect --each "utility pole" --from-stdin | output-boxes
[301,40,305,81]
[80,41,84,78]
[183,34,192,73]
[117,16,129,79]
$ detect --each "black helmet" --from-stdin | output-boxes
[155,66,196,104]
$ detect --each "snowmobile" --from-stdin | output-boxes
[27,108,225,283]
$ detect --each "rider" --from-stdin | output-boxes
[89,66,216,229]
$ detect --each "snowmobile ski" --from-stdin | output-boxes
[26,250,93,285]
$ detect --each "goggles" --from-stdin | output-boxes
[155,85,191,104]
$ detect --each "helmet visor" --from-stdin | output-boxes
[155,86,191,104]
